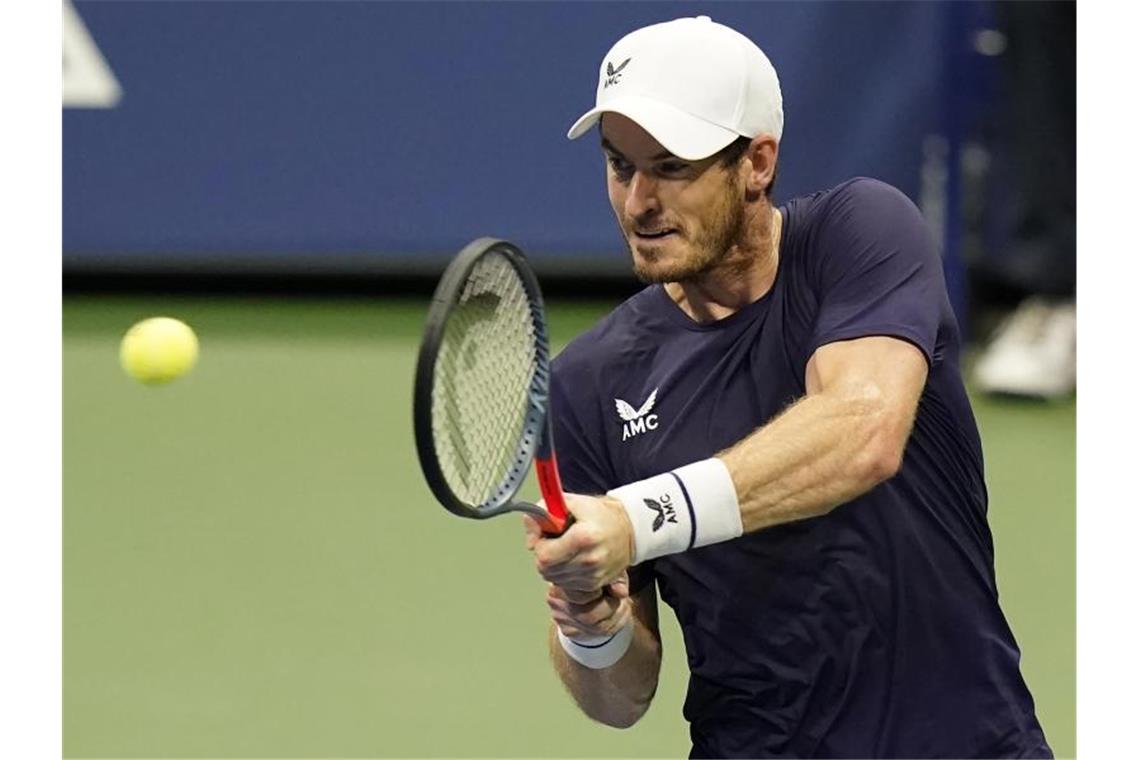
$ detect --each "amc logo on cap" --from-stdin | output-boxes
[603,57,631,88]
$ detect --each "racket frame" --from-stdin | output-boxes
[413,237,569,533]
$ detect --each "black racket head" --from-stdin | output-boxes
[413,238,553,521]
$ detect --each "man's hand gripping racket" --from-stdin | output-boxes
[413,237,571,535]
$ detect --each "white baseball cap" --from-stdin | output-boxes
[566,16,784,160]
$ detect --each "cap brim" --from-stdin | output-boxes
[566,95,740,161]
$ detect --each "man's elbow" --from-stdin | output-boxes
[852,419,907,488]
[586,699,653,729]
[864,443,904,485]
[578,671,659,729]
[841,384,911,488]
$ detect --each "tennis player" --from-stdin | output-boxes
[523,16,1052,758]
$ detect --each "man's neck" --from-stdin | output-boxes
[664,205,782,323]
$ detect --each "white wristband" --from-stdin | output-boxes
[557,618,634,669]
[607,458,742,564]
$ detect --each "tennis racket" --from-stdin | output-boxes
[414,237,571,535]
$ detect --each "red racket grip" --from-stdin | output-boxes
[535,453,573,536]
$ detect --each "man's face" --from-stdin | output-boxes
[600,114,746,284]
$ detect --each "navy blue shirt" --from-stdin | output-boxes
[550,179,1050,758]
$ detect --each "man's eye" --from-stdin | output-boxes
[659,162,689,175]
[608,157,632,174]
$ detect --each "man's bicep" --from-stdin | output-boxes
[805,336,927,433]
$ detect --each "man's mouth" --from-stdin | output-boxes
[633,228,677,240]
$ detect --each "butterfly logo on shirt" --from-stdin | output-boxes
[615,388,659,442]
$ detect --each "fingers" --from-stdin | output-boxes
[521,514,542,551]
[527,514,600,594]
[532,492,594,557]
[549,572,629,605]
[548,572,629,612]
[527,494,585,564]
[558,599,631,640]
[533,530,594,590]
[546,584,632,639]
[530,493,634,594]
[560,586,602,605]
[529,497,635,640]
[608,571,631,599]
[536,550,623,593]
[533,524,583,566]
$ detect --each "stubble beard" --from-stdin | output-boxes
[624,179,752,285]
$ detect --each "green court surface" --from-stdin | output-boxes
[63,296,1075,758]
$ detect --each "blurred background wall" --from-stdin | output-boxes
[65,1,978,300]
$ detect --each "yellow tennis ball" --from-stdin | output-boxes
[119,317,199,386]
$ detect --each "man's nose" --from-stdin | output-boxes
[624,171,660,220]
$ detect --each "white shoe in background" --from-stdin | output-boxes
[972,297,1076,399]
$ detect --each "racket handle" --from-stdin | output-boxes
[535,454,572,536]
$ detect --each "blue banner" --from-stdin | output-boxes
[64,1,959,273]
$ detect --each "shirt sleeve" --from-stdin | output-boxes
[808,178,945,367]
[550,360,656,594]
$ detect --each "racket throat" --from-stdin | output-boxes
[535,454,570,534]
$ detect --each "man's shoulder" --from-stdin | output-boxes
[783,177,933,270]
[787,176,916,225]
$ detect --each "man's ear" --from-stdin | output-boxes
[744,135,778,196]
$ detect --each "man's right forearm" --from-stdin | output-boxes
[548,618,661,729]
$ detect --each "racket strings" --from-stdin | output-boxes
[432,253,539,507]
